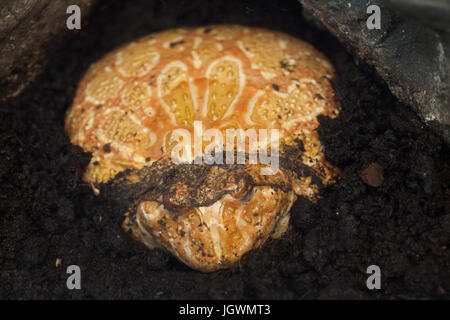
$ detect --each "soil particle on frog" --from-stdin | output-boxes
[0,0,449,299]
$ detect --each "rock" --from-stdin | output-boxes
[359,162,384,187]
[299,0,450,144]
[383,0,450,34]
[0,0,97,101]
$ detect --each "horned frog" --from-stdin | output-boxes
[65,25,340,272]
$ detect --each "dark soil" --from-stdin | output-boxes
[1,0,449,299]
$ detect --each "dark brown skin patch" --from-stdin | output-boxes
[99,142,319,217]
[102,143,111,153]
[169,39,185,48]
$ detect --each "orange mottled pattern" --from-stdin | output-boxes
[65,25,340,272]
